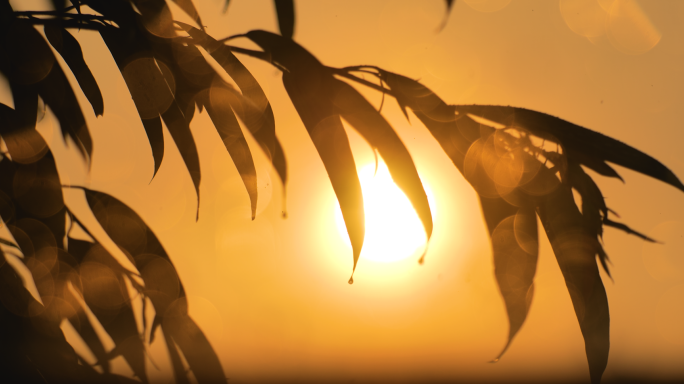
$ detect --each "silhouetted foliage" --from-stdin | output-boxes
[0,1,681,383]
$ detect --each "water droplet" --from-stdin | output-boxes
[348,276,354,285]
[418,255,425,265]
[490,358,499,364]
[281,211,288,219]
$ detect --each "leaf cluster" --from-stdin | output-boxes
[0,1,682,383]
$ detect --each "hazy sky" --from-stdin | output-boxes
[4,0,684,383]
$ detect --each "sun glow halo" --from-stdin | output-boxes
[334,161,429,263]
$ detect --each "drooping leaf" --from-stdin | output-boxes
[282,72,364,275]
[0,238,19,249]
[438,0,456,31]
[76,242,148,383]
[83,188,226,383]
[2,21,92,160]
[0,96,49,165]
[481,199,538,361]
[44,24,104,116]
[114,52,201,212]
[374,69,468,171]
[273,0,295,39]
[245,30,433,246]
[0,260,97,383]
[170,0,204,31]
[95,9,203,189]
[455,105,684,192]
[535,167,610,384]
[272,136,288,216]
[142,116,165,176]
[197,86,258,219]
[180,23,286,192]
[163,329,191,384]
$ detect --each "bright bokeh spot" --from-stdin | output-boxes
[335,161,428,263]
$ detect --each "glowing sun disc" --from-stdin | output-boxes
[335,161,428,263]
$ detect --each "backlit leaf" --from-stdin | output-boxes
[44,24,104,116]
[179,23,286,193]
[283,72,364,274]
[245,30,432,270]
[481,199,538,361]
[456,105,684,192]
[197,86,258,219]
[274,0,295,39]
[83,188,226,383]
[536,168,609,384]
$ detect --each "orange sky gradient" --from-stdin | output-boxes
[3,0,684,383]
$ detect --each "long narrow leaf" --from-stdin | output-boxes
[44,24,104,116]
[480,199,538,360]
[535,169,610,384]
[180,23,286,192]
[456,105,684,192]
[5,21,92,159]
[83,188,226,383]
[273,0,295,39]
[246,30,432,265]
[283,72,364,275]
[198,87,258,219]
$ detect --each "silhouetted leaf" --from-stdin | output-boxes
[142,116,165,177]
[274,0,295,39]
[283,72,364,274]
[0,238,19,249]
[116,53,201,213]
[180,23,287,193]
[83,188,226,383]
[96,12,199,183]
[0,252,138,384]
[197,87,258,219]
[44,24,104,116]
[0,260,93,383]
[536,167,609,384]
[481,199,538,361]
[374,69,467,170]
[170,0,204,30]
[244,31,433,257]
[78,244,148,383]
[3,21,92,159]
[456,105,684,192]
[439,0,456,31]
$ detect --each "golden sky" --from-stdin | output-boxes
[4,0,684,383]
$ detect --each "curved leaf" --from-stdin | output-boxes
[456,105,684,192]
[246,30,432,266]
[197,87,258,219]
[44,24,104,116]
[535,168,610,384]
[179,23,287,193]
[480,199,538,361]
[142,116,165,176]
[283,71,364,275]
[4,21,92,160]
[274,0,295,39]
[83,188,226,383]
[170,0,204,31]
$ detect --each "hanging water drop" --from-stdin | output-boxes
[348,276,354,285]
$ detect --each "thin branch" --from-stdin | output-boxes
[13,11,113,24]
[15,18,112,31]
[328,67,399,98]
[223,44,272,62]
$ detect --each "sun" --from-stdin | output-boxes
[334,160,429,263]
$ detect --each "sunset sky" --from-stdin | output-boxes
[4,0,684,382]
